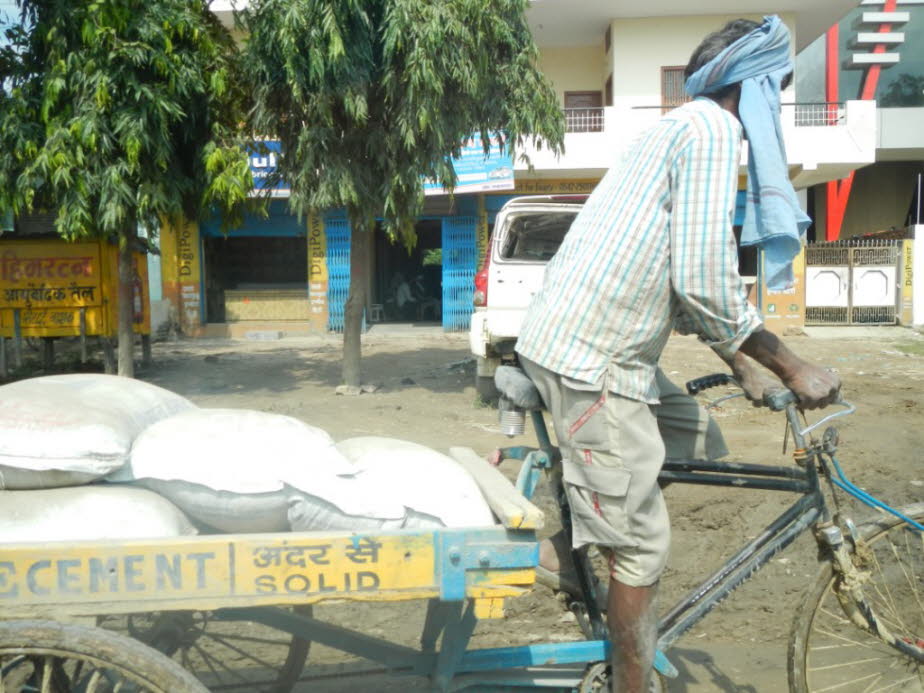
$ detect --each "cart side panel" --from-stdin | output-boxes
[0,527,536,618]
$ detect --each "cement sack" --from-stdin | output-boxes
[112,409,405,533]
[0,486,196,544]
[0,374,196,490]
[332,437,495,528]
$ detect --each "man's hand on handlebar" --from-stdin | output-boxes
[780,363,841,411]
[729,354,782,407]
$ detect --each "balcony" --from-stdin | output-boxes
[516,100,877,190]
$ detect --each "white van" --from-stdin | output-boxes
[469,195,586,399]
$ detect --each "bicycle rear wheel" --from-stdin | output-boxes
[788,502,924,693]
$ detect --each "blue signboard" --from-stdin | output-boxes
[248,140,290,198]
[423,132,515,196]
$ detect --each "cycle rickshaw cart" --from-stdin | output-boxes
[1,374,922,692]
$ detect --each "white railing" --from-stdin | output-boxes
[787,102,846,127]
[563,107,604,133]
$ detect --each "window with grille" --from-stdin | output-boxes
[661,66,691,113]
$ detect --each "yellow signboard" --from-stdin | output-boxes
[758,248,807,335]
[307,213,328,330]
[900,239,914,326]
[0,240,150,338]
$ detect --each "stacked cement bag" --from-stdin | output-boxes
[110,408,414,533]
[287,436,495,530]
[0,374,195,489]
[0,374,200,542]
[0,487,197,543]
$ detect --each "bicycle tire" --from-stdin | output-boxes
[0,619,207,692]
[788,502,924,693]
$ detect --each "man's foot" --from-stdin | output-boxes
[536,531,607,608]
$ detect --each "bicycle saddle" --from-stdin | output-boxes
[494,365,545,411]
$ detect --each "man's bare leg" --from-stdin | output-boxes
[608,578,658,693]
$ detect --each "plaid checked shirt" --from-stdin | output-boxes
[516,97,763,404]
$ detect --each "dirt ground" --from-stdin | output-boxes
[119,324,923,692]
[20,325,923,691]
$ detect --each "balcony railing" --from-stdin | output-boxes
[628,102,847,127]
[790,102,845,127]
[563,107,604,133]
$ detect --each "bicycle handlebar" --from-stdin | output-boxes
[685,373,735,395]
[685,373,855,438]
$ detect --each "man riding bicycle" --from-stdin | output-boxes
[515,16,841,692]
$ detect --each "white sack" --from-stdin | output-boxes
[0,486,196,543]
[334,437,495,528]
[114,409,404,533]
[0,374,195,489]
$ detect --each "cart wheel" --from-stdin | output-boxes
[579,661,668,692]
[99,606,311,693]
[0,619,207,692]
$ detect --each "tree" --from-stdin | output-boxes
[0,0,252,377]
[244,0,564,389]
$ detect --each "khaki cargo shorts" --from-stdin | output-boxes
[520,357,727,588]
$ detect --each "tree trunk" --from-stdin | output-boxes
[341,217,371,388]
[117,226,137,378]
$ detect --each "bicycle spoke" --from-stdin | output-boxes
[190,641,250,685]
[190,641,231,686]
[810,656,891,671]
[195,632,292,648]
[868,673,923,692]
[198,632,279,670]
[868,544,908,634]
[813,623,891,653]
[40,657,52,693]
[814,671,882,692]
[85,670,103,693]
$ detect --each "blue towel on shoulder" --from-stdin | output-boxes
[685,16,810,290]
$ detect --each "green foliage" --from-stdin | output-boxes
[422,248,442,266]
[243,0,564,247]
[0,0,253,239]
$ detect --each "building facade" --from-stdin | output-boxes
[157,0,875,337]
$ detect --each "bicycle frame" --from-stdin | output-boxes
[503,399,839,673]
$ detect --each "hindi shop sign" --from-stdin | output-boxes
[423,132,515,196]
[249,140,290,198]
[0,240,150,338]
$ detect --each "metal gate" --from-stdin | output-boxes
[805,239,902,325]
[325,219,351,333]
[441,217,478,332]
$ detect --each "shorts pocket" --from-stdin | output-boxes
[562,459,631,496]
[561,379,610,449]
[561,459,633,547]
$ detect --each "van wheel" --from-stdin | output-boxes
[475,374,500,405]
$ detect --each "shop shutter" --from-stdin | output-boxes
[441,217,477,332]
[325,219,351,333]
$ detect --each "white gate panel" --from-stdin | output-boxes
[806,267,849,307]
[853,266,897,307]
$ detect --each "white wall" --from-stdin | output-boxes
[605,13,797,109]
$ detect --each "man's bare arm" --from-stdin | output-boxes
[730,328,840,410]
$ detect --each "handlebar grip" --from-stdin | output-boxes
[764,388,798,411]
[685,373,734,395]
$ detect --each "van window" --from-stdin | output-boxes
[499,212,577,261]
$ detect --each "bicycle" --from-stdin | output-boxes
[492,365,923,692]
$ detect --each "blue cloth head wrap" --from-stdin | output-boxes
[685,15,810,290]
